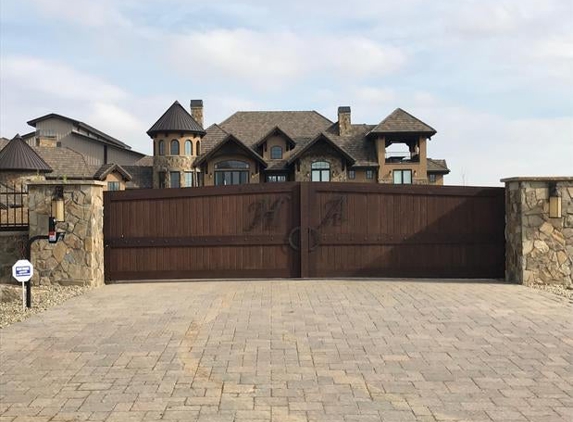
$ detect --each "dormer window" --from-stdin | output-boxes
[270,146,283,160]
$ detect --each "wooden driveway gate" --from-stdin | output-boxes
[104,183,505,282]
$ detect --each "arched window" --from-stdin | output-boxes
[196,141,201,155]
[214,160,249,186]
[311,161,330,182]
[170,139,179,155]
[270,146,283,160]
[158,140,165,156]
[185,140,193,155]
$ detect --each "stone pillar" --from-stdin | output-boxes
[28,181,105,286]
[502,177,573,286]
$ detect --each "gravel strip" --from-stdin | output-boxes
[0,284,92,328]
[528,283,573,303]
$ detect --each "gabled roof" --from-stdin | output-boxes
[0,134,52,172]
[194,134,267,168]
[147,101,205,136]
[27,113,131,149]
[93,163,132,181]
[219,111,332,146]
[325,124,378,167]
[287,133,355,165]
[253,126,297,149]
[369,108,436,136]
[427,159,450,174]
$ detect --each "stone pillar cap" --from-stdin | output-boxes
[501,176,573,183]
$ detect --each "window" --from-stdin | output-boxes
[366,170,374,179]
[348,170,355,180]
[170,140,179,155]
[107,181,120,191]
[170,172,180,188]
[185,171,194,187]
[158,171,167,188]
[158,140,165,156]
[214,160,249,186]
[267,174,287,183]
[270,146,283,160]
[311,161,330,182]
[393,169,412,184]
[185,140,193,155]
[196,141,201,155]
[429,174,437,183]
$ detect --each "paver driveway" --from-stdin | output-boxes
[1,280,572,422]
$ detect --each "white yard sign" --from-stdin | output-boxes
[12,259,33,310]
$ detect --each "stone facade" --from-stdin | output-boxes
[153,155,198,188]
[28,181,105,287]
[503,177,573,286]
[294,144,347,182]
[0,232,27,284]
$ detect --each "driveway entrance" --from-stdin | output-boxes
[1,280,571,421]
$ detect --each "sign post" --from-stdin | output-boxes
[12,260,34,311]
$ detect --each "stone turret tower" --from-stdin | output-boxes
[147,100,206,188]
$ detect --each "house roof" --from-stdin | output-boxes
[219,111,333,146]
[287,133,355,165]
[427,159,450,174]
[253,126,297,149]
[0,134,53,172]
[92,163,132,181]
[123,165,153,189]
[27,113,131,150]
[369,108,437,136]
[195,134,267,168]
[325,124,379,167]
[147,101,205,136]
[36,146,93,179]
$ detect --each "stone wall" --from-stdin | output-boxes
[28,181,105,287]
[294,143,347,182]
[503,177,573,286]
[153,155,197,188]
[0,232,27,284]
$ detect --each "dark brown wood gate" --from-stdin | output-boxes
[104,183,505,282]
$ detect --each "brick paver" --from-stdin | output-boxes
[1,280,572,421]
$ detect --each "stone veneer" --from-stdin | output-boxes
[503,177,573,286]
[28,181,105,286]
[153,155,197,188]
[0,232,27,284]
[294,144,347,182]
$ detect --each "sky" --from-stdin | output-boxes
[1,0,572,186]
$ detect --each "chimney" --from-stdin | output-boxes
[190,99,204,128]
[338,106,351,136]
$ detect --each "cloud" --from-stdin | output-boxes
[25,0,131,28]
[168,29,406,90]
[1,56,127,103]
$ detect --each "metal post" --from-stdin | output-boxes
[25,235,48,308]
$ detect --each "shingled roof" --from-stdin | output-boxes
[0,134,52,172]
[219,111,332,145]
[427,159,450,174]
[147,101,205,136]
[369,108,436,136]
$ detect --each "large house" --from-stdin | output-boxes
[0,102,449,192]
[148,101,449,189]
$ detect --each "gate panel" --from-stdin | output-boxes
[305,183,505,278]
[104,183,300,281]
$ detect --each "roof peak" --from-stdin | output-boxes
[147,101,205,136]
[369,108,437,136]
[0,134,53,173]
